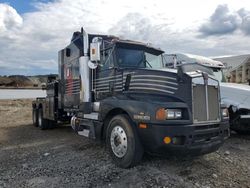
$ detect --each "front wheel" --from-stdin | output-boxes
[106,114,144,168]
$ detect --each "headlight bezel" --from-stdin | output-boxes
[156,108,183,120]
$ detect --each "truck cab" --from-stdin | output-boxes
[32,29,229,168]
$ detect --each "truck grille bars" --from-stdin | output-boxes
[192,77,220,123]
[94,71,178,95]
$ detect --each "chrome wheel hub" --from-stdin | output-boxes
[110,126,127,158]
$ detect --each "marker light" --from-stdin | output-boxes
[163,137,171,144]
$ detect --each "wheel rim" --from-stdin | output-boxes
[110,125,128,158]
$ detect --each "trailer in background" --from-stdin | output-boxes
[164,53,250,133]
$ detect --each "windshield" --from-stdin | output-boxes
[116,48,163,69]
[212,68,226,82]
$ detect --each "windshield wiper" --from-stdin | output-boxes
[136,54,152,68]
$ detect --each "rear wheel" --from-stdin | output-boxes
[106,114,144,168]
[32,108,38,127]
[38,108,49,130]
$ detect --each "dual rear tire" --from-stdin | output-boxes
[32,108,38,127]
[33,107,56,130]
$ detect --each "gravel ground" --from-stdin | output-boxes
[0,99,250,188]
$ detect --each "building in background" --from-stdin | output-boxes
[214,55,250,84]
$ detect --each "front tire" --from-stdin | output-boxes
[106,114,144,168]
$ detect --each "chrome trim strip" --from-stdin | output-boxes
[95,81,123,87]
[205,84,209,120]
[65,90,80,93]
[66,85,80,88]
[123,72,135,78]
[132,75,177,81]
[65,88,80,91]
[129,86,174,94]
[95,75,122,81]
[96,89,122,92]
[240,115,250,119]
[193,120,220,124]
[65,91,80,95]
[130,83,177,90]
[94,78,122,84]
[65,83,80,86]
[96,86,123,91]
[131,78,178,86]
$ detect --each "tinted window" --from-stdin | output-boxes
[116,48,144,68]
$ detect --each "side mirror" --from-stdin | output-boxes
[88,60,97,69]
[90,42,101,62]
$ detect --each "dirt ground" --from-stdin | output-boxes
[0,99,250,188]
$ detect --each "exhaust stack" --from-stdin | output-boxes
[79,28,91,103]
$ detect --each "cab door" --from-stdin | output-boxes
[95,48,122,99]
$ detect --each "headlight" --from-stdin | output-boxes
[156,108,182,120]
[222,108,229,118]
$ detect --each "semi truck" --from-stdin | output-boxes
[164,53,250,133]
[32,28,229,168]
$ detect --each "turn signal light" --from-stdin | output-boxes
[156,108,166,120]
[139,123,147,129]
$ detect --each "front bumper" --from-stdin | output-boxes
[138,121,229,156]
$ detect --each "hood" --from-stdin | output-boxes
[220,82,250,110]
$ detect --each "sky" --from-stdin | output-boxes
[0,0,250,75]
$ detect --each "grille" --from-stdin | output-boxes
[193,83,220,123]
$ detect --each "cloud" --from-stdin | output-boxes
[199,5,250,36]
[238,8,250,35]
[0,4,23,31]
[0,1,250,75]
[108,13,225,56]
[109,13,153,41]
[199,4,241,36]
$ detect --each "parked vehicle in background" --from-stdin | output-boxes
[164,53,250,133]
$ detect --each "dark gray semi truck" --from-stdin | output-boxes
[32,28,229,168]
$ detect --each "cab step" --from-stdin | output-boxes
[78,129,90,137]
[83,112,99,120]
[71,114,101,139]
